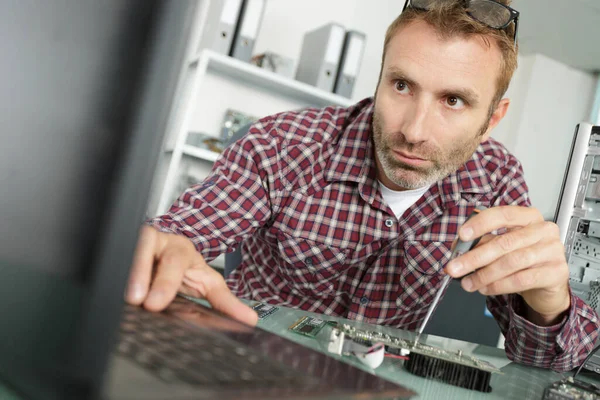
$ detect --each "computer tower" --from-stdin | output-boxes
[554,122,600,373]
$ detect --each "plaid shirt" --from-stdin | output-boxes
[151,98,599,371]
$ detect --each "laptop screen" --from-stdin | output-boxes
[0,2,157,280]
[0,1,195,399]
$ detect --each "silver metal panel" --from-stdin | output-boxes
[589,221,600,238]
[574,156,595,207]
[556,123,593,243]
[564,216,580,261]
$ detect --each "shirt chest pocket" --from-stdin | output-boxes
[276,232,349,297]
[396,240,453,311]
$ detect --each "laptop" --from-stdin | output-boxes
[0,1,414,399]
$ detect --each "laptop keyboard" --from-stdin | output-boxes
[116,305,315,388]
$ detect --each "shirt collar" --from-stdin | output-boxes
[437,146,495,207]
[325,98,385,209]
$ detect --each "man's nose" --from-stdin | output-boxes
[401,97,432,144]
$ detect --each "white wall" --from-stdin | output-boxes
[495,54,596,219]
[491,54,536,151]
[592,78,600,125]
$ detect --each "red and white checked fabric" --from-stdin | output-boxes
[150,98,599,371]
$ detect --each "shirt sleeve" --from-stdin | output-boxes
[488,290,599,371]
[487,152,600,371]
[147,119,283,262]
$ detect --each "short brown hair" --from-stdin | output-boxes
[382,1,518,109]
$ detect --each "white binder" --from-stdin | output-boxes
[230,0,266,62]
[334,30,366,98]
[197,0,244,55]
[296,23,346,92]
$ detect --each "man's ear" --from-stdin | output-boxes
[480,98,510,142]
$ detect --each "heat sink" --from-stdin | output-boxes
[404,352,492,392]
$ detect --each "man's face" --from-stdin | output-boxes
[373,20,509,191]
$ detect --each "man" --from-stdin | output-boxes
[126,0,599,371]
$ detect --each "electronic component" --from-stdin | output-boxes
[542,377,600,399]
[220,109,258,144]
[556,126,600,387]
[326,330,385,369]
[354,343,385,369]
[289,316,328,338]
[251,302,279,319]
[334,324,501,392]
[404,351,492,392]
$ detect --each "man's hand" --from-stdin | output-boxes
[124,225,258,326]
[445,206,571,326]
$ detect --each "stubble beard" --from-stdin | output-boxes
[372,109,490,190]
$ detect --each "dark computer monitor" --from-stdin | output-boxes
[0,1,195,399]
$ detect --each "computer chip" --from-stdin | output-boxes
[289,316,328,338]
[251,302,279,319]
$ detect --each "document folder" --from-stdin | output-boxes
[230,0,266,62]
[334,30,366,98]
[295,23,346,92]
[197,0,243,55]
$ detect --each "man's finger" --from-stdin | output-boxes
[476,263,560,297]
[183,268,258,326]
[447,222,546,278]
[459,206,544,243]
[476,233,496,246]
[461,238,562,292]
[126,226,157,305]
[143,247,190,312]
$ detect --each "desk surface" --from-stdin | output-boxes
[249,302,575,400]
[0,299,597,400]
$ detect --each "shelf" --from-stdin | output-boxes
[166,144,222,163]
[191,50,355,109]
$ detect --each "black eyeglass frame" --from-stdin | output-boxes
[402,0,519,45]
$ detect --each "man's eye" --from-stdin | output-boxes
[394,81,409,93]
[446,96,465,109]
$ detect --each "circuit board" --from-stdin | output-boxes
[543,377,600,399]
[289,316,329,338]
[251,302,279,319]
[338,324,501,374]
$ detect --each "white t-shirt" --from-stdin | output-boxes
[378,181,430,220]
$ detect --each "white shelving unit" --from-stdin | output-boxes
[166,145,221,164]
[195,51,355,107]
[148,35,355,268]
[151,49,354,217]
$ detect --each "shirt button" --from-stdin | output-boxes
[360,296,369,305]
[305,257,314,266]
[385,219,394,228]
